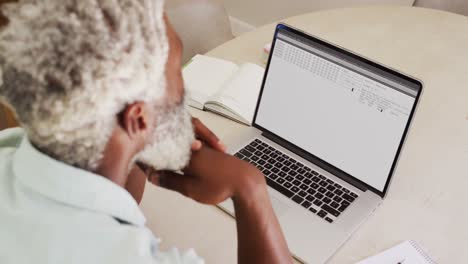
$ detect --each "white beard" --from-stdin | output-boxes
[135,97,195,171]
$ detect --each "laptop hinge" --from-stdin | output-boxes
[261,131,368,192]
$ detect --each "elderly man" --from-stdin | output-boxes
[0,0,292,263]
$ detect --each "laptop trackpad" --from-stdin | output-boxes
[270,194,290,217]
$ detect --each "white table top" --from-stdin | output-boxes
[140,6,468,263]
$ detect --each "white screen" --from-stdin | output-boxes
[256,34,417,192]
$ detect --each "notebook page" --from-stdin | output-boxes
[209,63,264,124]
[182,55,239,109]
[356,241,436,264]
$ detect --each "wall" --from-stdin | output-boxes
[223,0,415,28]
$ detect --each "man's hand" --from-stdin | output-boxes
[149,145,264,205]
[191,117,226,152]
[148,145,293,263]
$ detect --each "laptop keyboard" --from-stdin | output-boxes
[234,139,359,224]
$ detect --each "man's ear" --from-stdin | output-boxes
[119,102,152,144]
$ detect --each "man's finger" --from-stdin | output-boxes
[192,118,225,152]
[191,139,202,151]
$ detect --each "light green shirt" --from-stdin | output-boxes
[0,128,203,264]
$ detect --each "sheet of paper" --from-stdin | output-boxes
[356,241,436,264]
[210,63,265,124]
[182,55,238,108]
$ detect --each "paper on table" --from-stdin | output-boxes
[209,63,265,124]
[356,241,436,264]
[183,55,238,109]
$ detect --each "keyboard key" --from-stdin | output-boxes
[305,172,313,179]
[323,197,332,204]
[333,196,343,203]
[325,217,333,223]
[296,175,304,181]
[292,179,301,186]
[343,188,350,193]
[289,170,298,177]
[313,200,323,207]
[300,184,308,190]
[277,178,285,184]
[306,188,316,195]
[284,161,292,166]
[314,193,324,200]
[312,176,320,182]
[330,202,340,208]
[285,176,294,182]
[245,146,256,152]
[279,171,287,178]
[268,158,277,165]
[270,153,279,159]
[274,162,283,169]
[272,167,280,173]
[318,175,325,180]
[305,167,311,172]
[334,189,343,196]
[303,179,312,185]
[265,164,273,169]
[325,191,335,198]
[258,160,266,165]
[318,187,327,193]
[297,168,306,175]
[234,153,245,159]
[281,166,290,172]
[301,201,312,209]
[240,149,252,157]
[292,195,304,204]
[317,210,327,218]
[341,201,350,207]
[338,206,347,212]
[342,194,355,203]
[261,154,269,160]
[311,183,319,189]
[334,183,342,189]
[291,186,300,193]
[270,174,278,180]
[291,164,298,170]
[311,171,319,176]
[265,178,294,198]
[277,157,285,162]
[327,185,336,192]
[296,162,304,168]
[254,139,261,144]
[251,156,259,161]
[326,179,334,184]
[298,190,307,197]
[319,181,328,187]
[284,182,292,189]
[350,192,358,198]
[264,170,271,176]
[305,195,315,202]
[309,207,317,213]
[254,150,263,156]
[321,204,341,217]
[258,166,264,171]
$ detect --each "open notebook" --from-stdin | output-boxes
[357,240,436,264]
[182,55,265,125]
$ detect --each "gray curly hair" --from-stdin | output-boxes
[0,0,169,170]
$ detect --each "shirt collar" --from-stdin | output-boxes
[12,134,146,227]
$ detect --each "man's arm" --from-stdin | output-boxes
[149,146,293,264]
[233,179,292,263]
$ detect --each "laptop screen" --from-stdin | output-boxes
[254,26,421,194]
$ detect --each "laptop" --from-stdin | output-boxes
[219,23,423,263]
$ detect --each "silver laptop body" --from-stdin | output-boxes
[219,24,423,264]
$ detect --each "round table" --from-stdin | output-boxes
[140,6,468,263]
